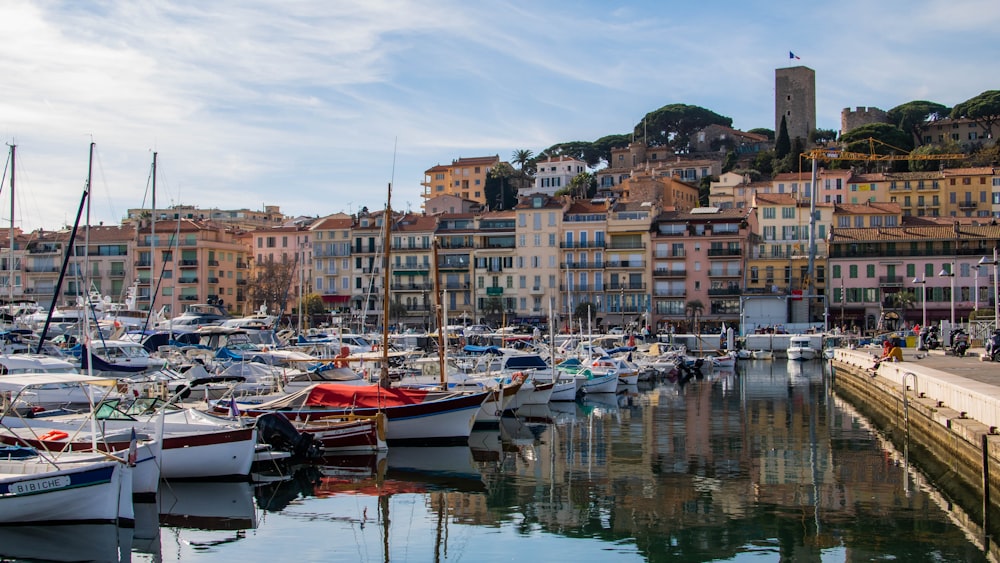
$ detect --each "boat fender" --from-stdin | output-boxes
[512,371,527,383]
[375,412,388,443]
[38,430,69,441]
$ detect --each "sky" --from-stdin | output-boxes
[1,0,998,232]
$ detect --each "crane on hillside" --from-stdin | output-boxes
[804,137,967,163]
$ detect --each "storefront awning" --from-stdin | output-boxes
[321,295,351,303]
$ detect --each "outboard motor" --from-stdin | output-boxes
[255,413,321,460]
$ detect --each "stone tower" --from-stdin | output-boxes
[775,66,816,142]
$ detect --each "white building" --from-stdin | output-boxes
[523,156,588,198]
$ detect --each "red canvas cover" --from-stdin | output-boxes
[304,383,431,408]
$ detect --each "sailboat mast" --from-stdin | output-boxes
[432,237,446,385]
[380,182,392,384]
[150,152,157,314]
[7,144,14,308]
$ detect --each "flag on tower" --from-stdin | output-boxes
[789,51,800,60]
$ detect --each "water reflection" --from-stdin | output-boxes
[34,359,992,562]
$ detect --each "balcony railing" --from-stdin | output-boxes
[561,261,604,269]
[179,259,198,267]
[878,275,904,286]
[208,277,220,284]
[178,277,198,284]
[607,242,645,250]
[653,268,686,278]
[559,241,606,249]
[606,260,645,269]
[390,283,433,291]
[708,287,742,296]
[607,283,646,291]
[707,248,742,257]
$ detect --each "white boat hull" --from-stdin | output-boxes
[0,459,131,524]
[580,372,619,394]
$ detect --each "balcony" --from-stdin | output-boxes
[878,275,904,286]
[390,283,433,291]
[236,279,248,286]
[607,242,645,250]
[208,259,220,266]
[559,284,604,292]
[708,270,742,278]
[530,286,544,294]
[236,261,249,269]
[561,261,605,269]
[179,259,198,267]
[208,277,220,284]
[109,269,126,277]
[606,260,645,269]
[653,251,685,259]
[559,241,606,249]
[178,277,198,284]
[653,268,686,278]
[608,283,646,291]
[653,289,686,297]
[959,202,978,210]
[707,248,742,257]
[24,266,59,273]
[708,287,742,296]
[179,295,199,301]
[27,246,60,254]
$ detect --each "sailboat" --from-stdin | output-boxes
[228,182,488,446]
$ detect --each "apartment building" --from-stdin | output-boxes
[126,204,287,230]
[435,212,476,328]
[134,219,249,315]
[526,155,587,198]
[828,217,1000,332]
[649,207,755,333]
[249,224,312,317]
[514,194,566,322]
[559,200,607,325]
[310,214,354,313]
[421,156,500,206]
[472,210,516,325]
[389,213,437,330]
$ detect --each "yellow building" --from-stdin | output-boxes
[421,156,500,205]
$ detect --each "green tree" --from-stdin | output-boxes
[567,172,596,199]
[887,100,950,146]
[721,151,738,173]
[574,301,598,324]
[775,116,791,158]
[685,299,705,334]
[511,149,534,170]
[592,134,632,166]
[636,104,733,151]
[542,141,604,168]
[809,128,838,145]
[247,255,297,317]
[481,296,505,326]
[748,128,775,140]
[908,142,967,172]
[950,90,1000,139]
[486,162,519,210]
[839,123,914,172]
[388,300,408,330]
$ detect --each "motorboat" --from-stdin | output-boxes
[787,335,820,361]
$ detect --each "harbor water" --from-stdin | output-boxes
[5,360,990,562]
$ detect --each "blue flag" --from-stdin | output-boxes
[789,51,800,60]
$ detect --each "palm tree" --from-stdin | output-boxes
[511,149,534,170]
[889,289,916,325]
[686,299,705,334]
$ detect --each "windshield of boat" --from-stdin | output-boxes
[93,400,136,421]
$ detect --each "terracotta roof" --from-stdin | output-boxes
[830,224,1000,243]
[394,214,436,232]
[754,193,799,205]
[566,201,607,214]
[310,216,354,230]
[833,202,902,215]
[452,156,500,166]
[942,167,998,176]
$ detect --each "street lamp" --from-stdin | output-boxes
[979,248,1000,330]
[620,285,626,333]
[938,264,956,340]
[912,277,927,330]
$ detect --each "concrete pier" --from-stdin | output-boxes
[832,346,1000,544]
